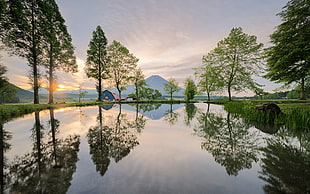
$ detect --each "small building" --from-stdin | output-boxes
[102,90,126,101]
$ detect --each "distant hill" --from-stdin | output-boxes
[28,75,185,98]
[120,75,185,96]
[0,82,33,103]
[13,84,33,100]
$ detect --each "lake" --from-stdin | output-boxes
[1,103,309,194]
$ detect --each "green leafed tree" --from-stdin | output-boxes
[212,27,264,101]
[2,0,47,104]
[107,40,138,99]
[264,0,310,100]
[195,51,224,101]
[132,68,145,99]
[164,78,180,100]
[0,63,17,103]
[42,0,77,104]
[184,77,196,101]
[85,25,108,101]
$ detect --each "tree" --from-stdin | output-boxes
[264,0,310,100]
[211,27,264,101]
[195,52,224,101]
[132,68,145,99]
[42,0,77,104]
[164,78,180,100]
[0,61,16,103]
[107,40,138,99]
[184,77,196,101]
[85,25,108,101]
[78,85,88,103]
[3,0,47,104]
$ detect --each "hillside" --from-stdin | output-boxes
[121,75,185,96]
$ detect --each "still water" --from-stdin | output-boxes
[1,103,309,194]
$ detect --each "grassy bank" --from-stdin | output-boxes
[223,100,310,130]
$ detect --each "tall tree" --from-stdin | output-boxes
[184,77,196,101]
[212,27,264,101]
[132,68,145,99]
[164,78,180,100]
[195,51,224,101]
[42,0,77,104]
[107,40,138,99]
[3,0,47,104]
[85,25,108,101]
[264,0,310,100]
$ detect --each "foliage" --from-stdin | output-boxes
[208,27,264,101]
[183,77,196,101]
[106,40,138,98]
[2,0,49,104]
[195,53,224,101]
[131,68,145,99]
[264,0,310,99]
[0,64,17,103]
[164,78,180,100]
[42,0,77,104]
[85,25,108,101]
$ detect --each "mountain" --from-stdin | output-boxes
[121,75,185,96]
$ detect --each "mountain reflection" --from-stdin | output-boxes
[9,109,80,194]
[194,104,260,176]
[87,105,139,176]
[259,130,310,193]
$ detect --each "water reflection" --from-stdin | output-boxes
[0,119,12,194]
[184,103,197,127]
[164,103,180,125]
[8,109,80,194]
[259,129,310,193]
[87,105,139,176]
[194,104,260,176]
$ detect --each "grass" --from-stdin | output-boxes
[223,100,310,131]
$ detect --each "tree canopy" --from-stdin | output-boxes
[85,25,108,101]
[264,0,310,99]
[107,40,138,98]
[164,78,180,100]
[214,27,264,101]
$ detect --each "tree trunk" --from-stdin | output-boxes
[48,44,54,104]
[31,2,39,104]
[300,77,305,100]
[98,78,102,101]
[207,92,210,101]
[228,84,232,101]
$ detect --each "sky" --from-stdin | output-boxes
[2,0,288,95]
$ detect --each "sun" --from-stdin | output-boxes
[57,84,66,91]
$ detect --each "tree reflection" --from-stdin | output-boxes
[184,103,197,127]
[0,119,12,194]
[88,105,139,176]
[195,106,260,176]
[259,132,310,193]
[9,110,80,194]
[164,104,180,125]
[130,104,147,133]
